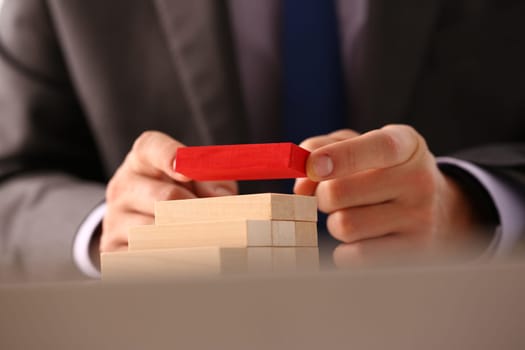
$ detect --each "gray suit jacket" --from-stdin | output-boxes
[1,0,525,280]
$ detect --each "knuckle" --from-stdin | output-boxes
[123,151,138,172]
[106,175,122,203]
[379,129,403,164]
[380,124,421,165]
[327,211,357,243]
[131,130,159,161]
[105,163,132,203]
[383,124,417,138]
[133,131,157,151]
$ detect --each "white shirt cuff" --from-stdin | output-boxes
[437,157,525,257]
[73,202,106,278]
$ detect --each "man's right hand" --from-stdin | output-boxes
[100,131,238,252]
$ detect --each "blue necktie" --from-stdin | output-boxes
[282,0,346,229]
[282,0,347,144]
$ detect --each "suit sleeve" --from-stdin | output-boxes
[438,156,525,256]
[0,0,106,281]
[449,145,525,252]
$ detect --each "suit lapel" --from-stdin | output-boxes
[153,0,247,145]
[353,0,440,131]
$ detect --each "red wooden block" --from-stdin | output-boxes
[174,143,310,180]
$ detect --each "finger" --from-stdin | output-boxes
[316,167,408,213]
[296,129,360,195]
[293,177,318,196]
[297,136,339,195]
[126,131,189,181]
[327,128,360,141]
[299,129,360,152]
[100,212,153,252]
[299,135,338,152]
[326,202,408,243]
[306,124,421,181]
[193,180,238,197]
[109,173,197,215]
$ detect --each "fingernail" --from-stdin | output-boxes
[312,155,333,178]
[214,186,235,196]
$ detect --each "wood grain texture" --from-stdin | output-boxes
[155,193,317,225]
[101,247,234,279]
[129,219,318,250]
[174,143,310,180]
[101,247,320,279]
[128,220,272,250]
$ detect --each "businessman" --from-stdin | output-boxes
[1,0,524,280]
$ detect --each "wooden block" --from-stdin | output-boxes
[155,193,317,225]
[128,220,272,250]
[129,219,318,251]
[246,248,274,273]
[101,248,243,279]
[271,221,318,247]
[272,248,320,273]
[101,247,320,280]
[249,248,320,273]
[174,143,310,180]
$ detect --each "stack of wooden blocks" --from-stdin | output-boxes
[101,193,319,279]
